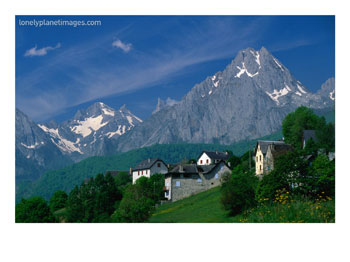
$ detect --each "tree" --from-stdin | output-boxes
[282,106,326,149]
[227,154,241,169]
[221,165,258,216]
[309,154,335,197]
[113,178,155,222]
[316,122,335,153]
[66,185,84,222]
[49,190,68,213]
[16,196,55,223]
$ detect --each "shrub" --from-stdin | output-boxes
[49,190,68,213]
[220,165,258,216]
[309,154,335,197]
[16,196,55,223]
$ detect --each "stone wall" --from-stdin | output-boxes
[170,163,231,202]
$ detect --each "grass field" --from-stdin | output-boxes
[149,186,335,223]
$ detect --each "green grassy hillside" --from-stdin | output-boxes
[16,130,282,202]
[149,186,335,223]
[149,186,235,222]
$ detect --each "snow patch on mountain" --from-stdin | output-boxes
[297,84,307,94]
[71,115,108,137]
[21,142,40,149]
[250,50,261,67]
[39,124,82,154]
[273,58,284,71]
[329,90,335,100]
[265,87,290,105]
[235,62,259,78]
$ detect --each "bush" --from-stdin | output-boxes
[220,165,258,216]
[255,170,289,201]
[49,190,68,213]
[16,196,55,223]
[309,154,335,197]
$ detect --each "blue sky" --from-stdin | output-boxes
[15,15,335,122]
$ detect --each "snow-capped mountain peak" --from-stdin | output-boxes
[38,102,142,161]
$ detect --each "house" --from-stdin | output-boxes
[164,161,231,202]
[255,140,293,177]
[302,130,318,149]
[132,158,168,184]
[197,151,231,165]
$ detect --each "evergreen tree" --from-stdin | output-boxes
[16,196,55,223]
[49,190,68,213]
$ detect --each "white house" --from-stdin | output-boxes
[197,151,230,165]
[132,158,168,184]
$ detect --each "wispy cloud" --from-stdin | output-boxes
[112,39,132,53]
[24,43,61,57]
[16,17,268,121]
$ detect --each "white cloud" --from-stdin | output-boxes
[24,43,61,57]
[112,39,132,53]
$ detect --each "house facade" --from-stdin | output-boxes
[132,158,168,184]
[197,151,230,165]
[255,140,293,177]
[164,161,231,202]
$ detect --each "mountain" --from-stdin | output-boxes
[114,47,335,152]
[15,109,73,182]
[38,102,142,161]
[152,97,179,114]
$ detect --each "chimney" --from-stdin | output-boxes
[216,151,218,154]
[129,167,132,174]
[148,158,150,163]
[228,162,231,167]
[179,165,184,172]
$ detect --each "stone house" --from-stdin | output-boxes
[132,158,168,184]
[196,151,231,165]
[255,140,293,177]
[164,161,231,202]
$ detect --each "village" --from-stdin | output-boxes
[106,129,335,203]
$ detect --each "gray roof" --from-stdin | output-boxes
[169,164,199,174]
[303,130,318,143]
[199,151,230,161]
[169,161,229,175]
[255,140,288,155]
[133,158,166,171]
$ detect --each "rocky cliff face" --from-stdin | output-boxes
[15,109,73,181]
[114,47,335,152]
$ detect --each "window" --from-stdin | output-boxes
[259,155,261,161]
[197,178,202,183]
[157,163,161,167]
[200,160,203,164]
[176,181,180,187]
[215,173,219,179]
[138,171,140,175]
[260,165,262,171]
[206,159,209,164]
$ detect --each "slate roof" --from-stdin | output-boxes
[255,140,286,155]
[133,158,167,171]
[269,143,293,158]
[169,164,199,174]
[168,161,229,175]
[199,151,230,161]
